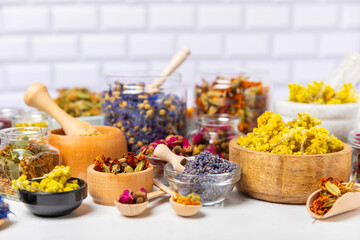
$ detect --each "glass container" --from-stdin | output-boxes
[195,69,270,134]
[12,110,50,128]
[0,127,61,199]
[102,72,187,153]
[0,108,23,130]
[164,162,241,206]
[348,129,360,182]
[189,114,241,160]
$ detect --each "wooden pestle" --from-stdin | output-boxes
[24,83,99,136]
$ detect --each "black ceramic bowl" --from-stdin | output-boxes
[18,177,87,217]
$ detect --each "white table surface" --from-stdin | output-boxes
[1,189,359,240]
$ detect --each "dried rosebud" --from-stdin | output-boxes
[172,145,183,155]
[119,189,135,204]
[192,144,205,155]
[166,135,183,148]
[134,188,147,204]
[192,132,203,145]
[139,146,148,154]
[182,137,193,155]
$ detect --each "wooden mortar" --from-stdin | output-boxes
[229,139,352,204]
[87,164,154,206]
[49,126,127,180]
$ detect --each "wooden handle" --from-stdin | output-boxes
[147,190,166,200]
[153,179,175,196]
[151,47,191,89]
[24,83,98,136]
[154,144,186,173]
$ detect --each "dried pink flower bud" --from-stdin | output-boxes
[119,189,135,204]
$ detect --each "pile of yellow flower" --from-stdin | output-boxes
[288,81,359,104]
[12,166,80,193]
[237,111,343,154]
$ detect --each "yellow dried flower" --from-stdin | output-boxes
[237,111,343,155]
[288,81,359,104]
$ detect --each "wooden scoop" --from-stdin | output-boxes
[153,144,188,173]
[0,218,5,227]
[114,190,166,217]
[24,83,99,136]
[306,183,360,220]
[148,47,190,92]
[153,179,201,217]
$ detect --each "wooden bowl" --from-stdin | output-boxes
[87,164,154,206]
[49,126,127,181]
[229,139,352,204]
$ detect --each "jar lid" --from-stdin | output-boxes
[347,129,360,148]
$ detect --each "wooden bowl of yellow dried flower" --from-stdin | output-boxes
[229,139,352,204]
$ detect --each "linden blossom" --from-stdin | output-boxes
[237,111,343,155]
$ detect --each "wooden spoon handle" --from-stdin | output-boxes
[147,190,166,200]
[153,179,175,196]
[151,47,190,89]
[154,144,186,172]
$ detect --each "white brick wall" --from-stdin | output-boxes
[0,0,359,108]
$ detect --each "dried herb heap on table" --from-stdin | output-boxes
[0,196,11,220]
[0,137,59,196]
[93,152,149,174]
[118,188,147,204]
[102,82,186,152]
[140,135,205,157]
[237,111,344,155]
[310,176,358,216]
[289,81,359,104]
[12,166,79,193]
[172,192,201,206]
[54,88,101,117]
[195,76,270,133]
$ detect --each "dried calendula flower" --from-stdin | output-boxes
[310,175,358,216]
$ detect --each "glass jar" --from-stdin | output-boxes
[189,114,241,160]
[348,129,360,182]
[0,127,61,199]
[195,69,270,134]
[12,110,50,128]
[0,108,23,130]
[102,72,187,153]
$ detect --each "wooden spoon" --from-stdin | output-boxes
[114,190,166,217]
[24,83,99,136]
[153,144,188,173]
[153,179,201,217]
[148,47,190,92]
[306,183,360,220]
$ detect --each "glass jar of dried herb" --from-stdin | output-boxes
[194,69,270,134]
[12,110,50,128]
[0,127,61,199]
[189,114,241,160]
[102,72,187,153]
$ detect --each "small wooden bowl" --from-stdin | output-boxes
[49,126,127,181]
[87,164,154,206]
[229,139,352,204]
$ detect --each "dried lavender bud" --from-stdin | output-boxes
[102,82,186,152]
[173,151,239,204]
